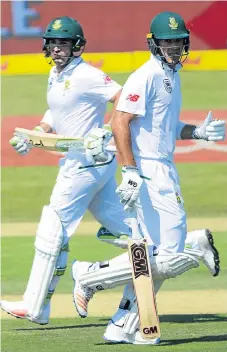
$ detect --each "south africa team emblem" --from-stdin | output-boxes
[163,79,172,93]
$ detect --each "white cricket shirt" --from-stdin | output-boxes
[116,54,183,162]
[45,57,121,137]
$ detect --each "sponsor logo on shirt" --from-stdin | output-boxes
[163,79,172,93]
[64,80,70,89]
[126,94,140,102]
[104,75,112,84]
[175,192,182,204]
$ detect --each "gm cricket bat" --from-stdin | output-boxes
[14,128,85,152]
[128,209,161,340]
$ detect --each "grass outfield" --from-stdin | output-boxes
[2,163,227,222]
[2,71,227,117]
[2,316,227,352]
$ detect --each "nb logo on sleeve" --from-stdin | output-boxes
[126,94,140,102]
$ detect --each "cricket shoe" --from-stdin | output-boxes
[0,300,50,325]
[72,260,95,318]
[200,229,220,276]
[103,320,160,345]
[185,229,220,276]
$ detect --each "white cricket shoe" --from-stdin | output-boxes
[200,229,220,276]
[186,229,220,276]
[72,260,95,318]
[0,300,50,325]
[103,320,160,345]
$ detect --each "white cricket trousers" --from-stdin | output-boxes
[136,158,187,255]
[49,153,130,239]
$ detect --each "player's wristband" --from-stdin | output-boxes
[122,166,139,175]
[192,126,202,140]
[123,165,138,171]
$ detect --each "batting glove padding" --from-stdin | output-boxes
[9,135,32,155]
[193,111,226,141]
[9,125,44,156]
[84,127,113,163]
[116,166,143,211]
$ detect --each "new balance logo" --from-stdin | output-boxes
[126,94,140,102]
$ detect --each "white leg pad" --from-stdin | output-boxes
[153,252,199,279]
[109,284,138,334]
[79,253,132,290]
[123,279,164,335]
[79,252,199,290]
[23,206,63,319]
[109,280,164,335]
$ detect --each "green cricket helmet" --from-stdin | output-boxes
[42,16,86,57]
[147,11,190,66]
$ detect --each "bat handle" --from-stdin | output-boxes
[130,208,142,241]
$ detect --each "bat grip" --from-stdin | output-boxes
[130,209,142,241]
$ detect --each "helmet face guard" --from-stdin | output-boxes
[43,36,86,59]
[147,34,190,65]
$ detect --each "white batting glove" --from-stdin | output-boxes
[116,166,143,211]
[193,111,226,141]
[84,127,113,163]
[9,126,44,156]
[9,135,32,155]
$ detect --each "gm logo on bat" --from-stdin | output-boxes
[143,326,158,334]
[131,242,149,279]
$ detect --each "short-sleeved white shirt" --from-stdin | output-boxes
[46,57,121,137]
[116,54,182,162]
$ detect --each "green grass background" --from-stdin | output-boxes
[2,71,227,351]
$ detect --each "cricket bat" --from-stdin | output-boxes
[14,127,117,153]
[128,209,161,340]
[14,128,85,152]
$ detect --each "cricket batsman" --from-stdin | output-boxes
[0,16,132,325]
[70,11,225,345]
